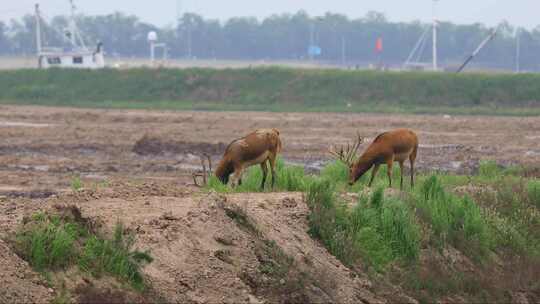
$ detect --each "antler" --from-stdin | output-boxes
[328,132,363,166]
[192,154,213,187]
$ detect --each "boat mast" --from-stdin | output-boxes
[68,0,77,47]
[68,0,87,50]
[432,0,439,71]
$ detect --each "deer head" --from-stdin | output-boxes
[328,132,364,168]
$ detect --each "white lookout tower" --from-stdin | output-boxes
[35,1,105,69]
[148,31,168,64]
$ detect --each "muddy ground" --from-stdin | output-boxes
[0,105,539,303]
[0,105,539,196]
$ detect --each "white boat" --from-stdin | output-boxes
[35,1,105,69]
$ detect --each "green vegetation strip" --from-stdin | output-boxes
[13,210,152,291]
[1,68,539,115]
[207,159,540,271]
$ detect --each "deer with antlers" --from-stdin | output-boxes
[330,129,418,189]
[214,128,282,189]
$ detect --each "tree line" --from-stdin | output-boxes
[0,10,538,70]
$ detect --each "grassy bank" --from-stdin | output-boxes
[206,159,540,302]
[1,68,539,115]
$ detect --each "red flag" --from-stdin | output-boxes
[375,38,383,53]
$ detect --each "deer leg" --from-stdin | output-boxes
[231,166,244,188]
[410,146,418,188]
[260,161,268,190]
[410,157,415,188]
[399,161,405,190]
[269,154,277,189]
[368,164,380,187]
[386,159,394,188]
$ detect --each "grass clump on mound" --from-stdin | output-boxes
[485,177,540,256]
[306,179,420,270]
[352,188,421,266]
[528,180,540,209]
[415,176,492,257]
[305,179,356,264]
[13,208,152,291]
[78,223,153,291]
[15,212,82,271]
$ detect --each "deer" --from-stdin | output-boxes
[330,129,418,190]
[215,128,282,189]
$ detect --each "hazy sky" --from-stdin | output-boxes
[1,0,538,29]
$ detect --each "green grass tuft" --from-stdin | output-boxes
[351,188,421,267]
[478,160,503,179]
[415,176,492,257]
[528,180,540,209]
[70,176,83,192]
[14,211,153,291]
[15,215,80,271]
[79,223,153,291]
[306,180,420,270]
[306,179,357,264]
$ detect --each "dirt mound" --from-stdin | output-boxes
[75,284,147,304]
[10,179,538,303]
[0,239,53,304]
[132,134,226,156]
[3,182,387,303]
[44,183,383,304]
[52,181,191,204]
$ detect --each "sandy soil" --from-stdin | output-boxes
[0,181,394,304]
[0,239,54,304]
[0,105,538,197]
[0,105,538,303]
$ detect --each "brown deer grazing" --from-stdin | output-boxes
[215,128,282,189]
[330,129,418,189]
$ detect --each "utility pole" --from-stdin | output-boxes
[432,0,439,71]
[309,23,315,61]
[176,0,182,29]
[187,25,192,59]
[341,36,346,66]
[515,28,521,73]
[35,4,42,55]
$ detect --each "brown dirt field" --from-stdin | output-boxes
[0,105,539,303]
[0,105,538,196]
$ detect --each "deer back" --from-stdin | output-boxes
[226,129,281,162]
